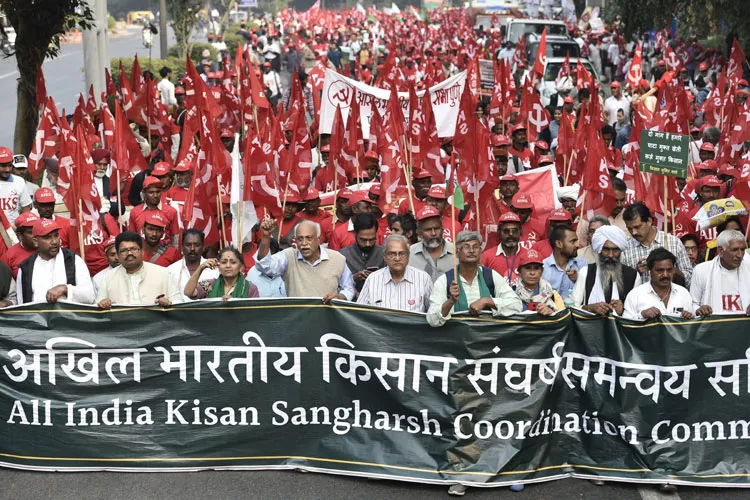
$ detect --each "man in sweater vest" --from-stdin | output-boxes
[17,218,95,304]
[572,225,640,316]
[255,218,355,303]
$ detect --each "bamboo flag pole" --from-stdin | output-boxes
[216,175,228,249]
[277,181,290,243]
[77,199,86,263]
[663,176,669,248]
[116,169,123,232]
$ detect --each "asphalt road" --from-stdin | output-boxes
[0,468,746,500]
[0,26,175,150]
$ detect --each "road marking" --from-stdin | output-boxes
[0,71,17,80]
[637,486,681,500]
[0,49,81,81]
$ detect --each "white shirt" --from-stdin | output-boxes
[17,252,95,304]
[93,265,117,296]
[427,267,522,327]
[157,78,177,106]
[604,95,631,126]
[167,257,220,302]
[572,265,642,309]
[263,71,283,97]
[623,282,694,320]
[357,265,433,313]
[0,175,32,226]
[690,258,748,315]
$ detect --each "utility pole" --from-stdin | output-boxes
[159,0,168,59]
[83,0,109,97]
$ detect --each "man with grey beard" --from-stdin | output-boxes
[572,226,641,316]
[408,206,455,282]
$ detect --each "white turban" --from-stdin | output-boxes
[591,225,628,254]
[557,184,580,201]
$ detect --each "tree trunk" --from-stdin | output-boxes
[13,16,43,156]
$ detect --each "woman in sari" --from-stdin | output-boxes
[184,247,259,301]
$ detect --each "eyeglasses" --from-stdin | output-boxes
[385,251,408,259]
[118,247,141,255]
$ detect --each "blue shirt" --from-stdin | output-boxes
[246,267,286,298]
[542,254,588,300]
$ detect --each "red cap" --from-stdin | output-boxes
[415,204,441,221]
[563,96,574,104]
[34,187,56,204]
[492,134,510,147]
[144,211,168,228]
[517,249,544,268]
[285,190,302,203]
[699,160,718,172]
[413,168,432,179]
[33,218,61,237]
[690,126,700,134]
[369,183,381,196]
[535,140,549,150]
[549,208,573,221]
[365,149,378,160]
[347,191,374,207]
[610,81,621,88]
[337,187,354,199]
[719,164,739,178]
[498,211,521,224]
[302,187,320,201]
[263,61,271,67]
[699,62,708,72]
[175,86,186,95]
[320,144,331,152]
[500,173,518,183]
[103,235,117,249]
[658,59,666,66]
[91,148,110,164]
[14,212,40,229]
[0,147,12,163]
[220,129,234,138]
[173,160,192,172]
[426,185,447,199]
[511,123,527,133]
[152,161,172,176]
[537,155,554,165]
[143,176,163,189]
[701,175,723,188]
[700,142,715,152]
[511,192,533,209]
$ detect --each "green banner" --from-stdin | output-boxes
[1,300,749,488]
[639,129,690,178]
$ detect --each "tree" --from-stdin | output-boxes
[0,0,93,155]
[168,0,204,59]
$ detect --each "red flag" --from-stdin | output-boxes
[28,97,61,180]
[86,85,97,117]
[243,123,280,210]
[284,104,313,193]
[378,96,407,212]
[247,63,271,109]
[663,44,680,72]
[99,102,115,150]
[531,28,547,80]
[184,55,222,117]
[343,93,366,181]
[131,55,143,95]
[105,67,117,99]
[119,61,135,116]
[626,42,642,90]
[420,90,444,182]
[36,65,47,109]
[320,105,349,191]
[555,107,575,181]
[407,85,424,171]
[727,39,747,84]
[512,36,526,67]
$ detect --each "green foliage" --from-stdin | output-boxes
[168,0,204,58]
[168,42,218,63]
[223,24,245,59]
[108,15,116,31]
[111,56,187,85]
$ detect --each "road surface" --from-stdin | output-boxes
[0,26,175,150]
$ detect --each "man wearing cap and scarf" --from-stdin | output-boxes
[509,192,546,251]
[409,205,455,283]
[604,81,630,126]
[129,175,180,246]
[557,184,579,221]
[508,124,535,173]
[298,187,328,227]
[572,225,640,315]
[427,230,521,327]
[531,208,576,259]
[424,185,458,243]
[397,168,433,216]
[0,146,32,226]
[141,212,181,267]
[2,212,38,278]
[92,235,120,295]
[90,148,125,219]
[10,154,38,199]
[17,219,95,304]
[482,212,528,287]
[329,191,382,250]
[33,187,72,248]
[319,187,353,244]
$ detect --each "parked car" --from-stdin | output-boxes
[524,33,580,63]
[538,57,600,107]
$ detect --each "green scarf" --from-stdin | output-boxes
[207,276,249,299]
[454,266,492,312]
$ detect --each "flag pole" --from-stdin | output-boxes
[664,175,669,248]
[77,199,86,263]
[216,175,227,248]
[116,169,123,232]
[474,173,481,234]
[278,181,290,243]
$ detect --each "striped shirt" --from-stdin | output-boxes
[621,229,692,288]
[357,266,433,313]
